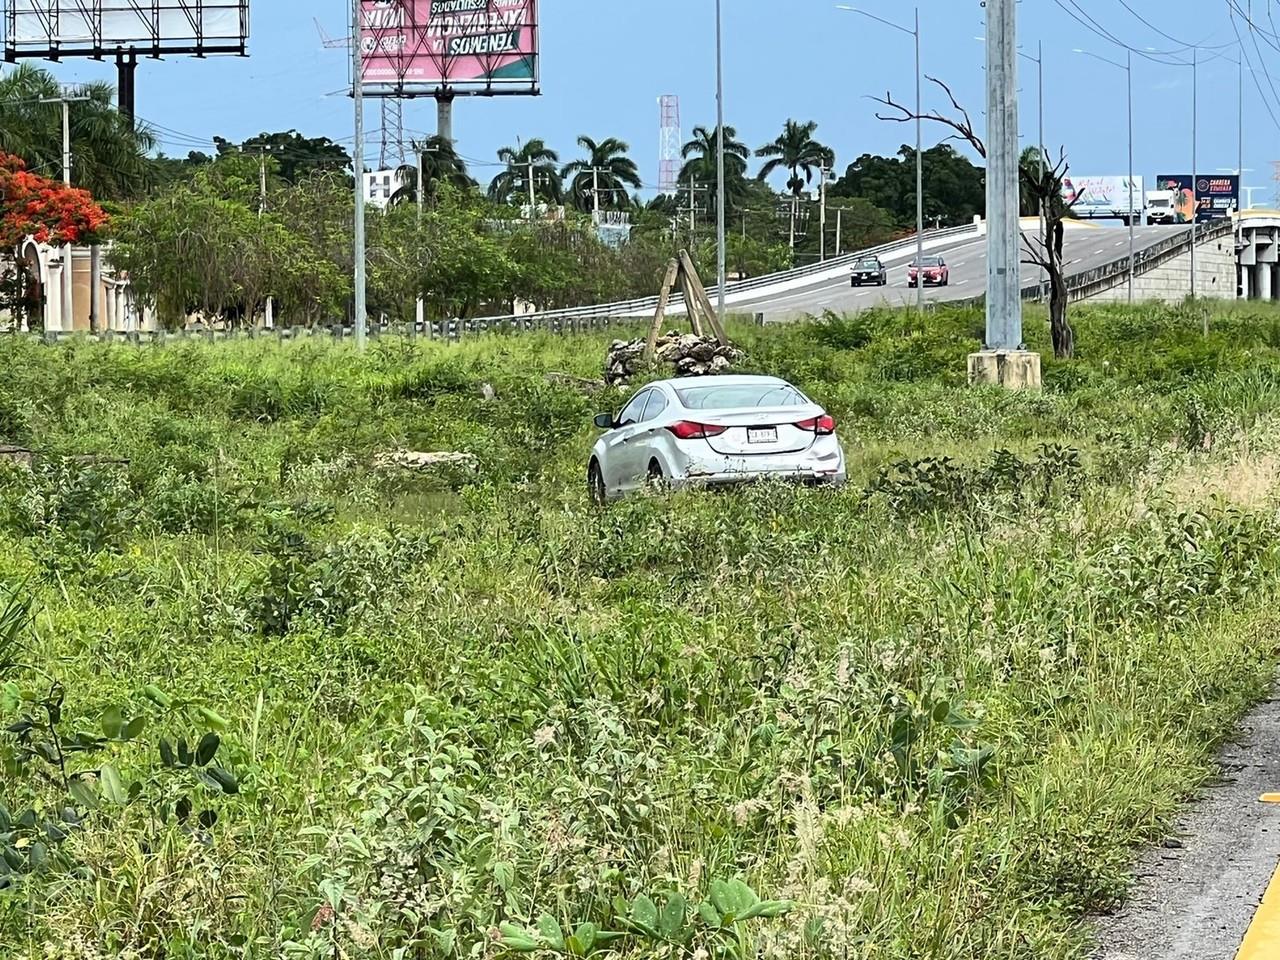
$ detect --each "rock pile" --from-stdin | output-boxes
[605,332,743,386]
[374,450,479,472]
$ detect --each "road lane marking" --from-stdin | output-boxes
[1236,864,1280,960]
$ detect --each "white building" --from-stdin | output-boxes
[363,168,407,209]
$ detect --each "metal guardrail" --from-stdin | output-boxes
[946,220,1234,309]
[1062,219,1234,302]
[470,223,981,323]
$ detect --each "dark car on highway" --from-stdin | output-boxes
[850,257,888,287]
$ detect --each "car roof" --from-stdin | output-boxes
[653,375,789,389]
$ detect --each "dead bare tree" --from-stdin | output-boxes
[1020,149,1085,359]
[871,77,987,159]
[871,78,1083,360]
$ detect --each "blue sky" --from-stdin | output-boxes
[2,1,1271,202]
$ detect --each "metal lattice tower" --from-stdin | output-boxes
[1272,161,1280,208]
[381,97,405,169]
[659,95,681,193]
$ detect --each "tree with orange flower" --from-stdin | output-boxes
[0,152,109,249]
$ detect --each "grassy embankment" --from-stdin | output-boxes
[2,301,1280,959]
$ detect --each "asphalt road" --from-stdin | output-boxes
[1090,691,1280,959]
[738,224,1192,320]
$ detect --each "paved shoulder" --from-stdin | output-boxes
[1092,693,1280,960]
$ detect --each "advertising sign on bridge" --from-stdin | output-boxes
[1062,176,1144,219]
[1155,174,1239,223]
[361,0,539,96]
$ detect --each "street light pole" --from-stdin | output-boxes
[1075,48,1136,305]
[352,0,367,350]
[837,4,922,315]
[1127,48,1135,306]
[1192,47,1200,313]
[715,0,727,329]
[914,5,923,316]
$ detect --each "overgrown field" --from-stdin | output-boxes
[3,302,1280,959]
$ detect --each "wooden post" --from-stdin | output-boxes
[678,250,728,344]
[646,258,680,359]
[677,271,706,338]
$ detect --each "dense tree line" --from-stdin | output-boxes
[1,65,993,328]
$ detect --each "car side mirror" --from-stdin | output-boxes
[594,413,616,430]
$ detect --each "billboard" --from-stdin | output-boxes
[1062,176,1144,219]
[1155,174,1240,223]
[4,1,248,56]
[360,0,539,97]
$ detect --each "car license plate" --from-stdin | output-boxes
[747,427,777,444]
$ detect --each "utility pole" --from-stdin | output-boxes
[592,166,601,218]
[689,173,697,236]
[836,208,843,256]
[527,158,537,214]
[985,0,1021,352]
[60,97,72,334]
[714,0,727,329]
[819,166,829,262]
[257,147,274,330]
[352,0,367,349]
[416,146,425,332]
[39,92,88,334]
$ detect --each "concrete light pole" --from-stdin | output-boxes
[837,5,923,315]
[985,2,1023,338]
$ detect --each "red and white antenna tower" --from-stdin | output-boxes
[659,95,681,193]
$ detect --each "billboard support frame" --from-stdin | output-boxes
[4,1,249,125]
[3,1,249,60]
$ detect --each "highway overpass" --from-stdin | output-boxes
[478,217,1238,330]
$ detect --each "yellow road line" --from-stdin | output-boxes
[1237,864,1280,960]
[1263,794,1280,804]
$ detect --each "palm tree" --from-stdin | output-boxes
[0,64,156,200]
[391,136,475,206]
[677,125,750,227]
[561,136,642,213]
[756,120,835,250]
[488,138,563,207]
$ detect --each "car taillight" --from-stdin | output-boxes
[795,415,836,436]
[666,421,729,440]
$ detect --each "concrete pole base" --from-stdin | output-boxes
[968,350,1043,390]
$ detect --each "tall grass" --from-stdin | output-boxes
[1,301,1279,959]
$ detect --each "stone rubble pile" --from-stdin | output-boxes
[605,332,743,386]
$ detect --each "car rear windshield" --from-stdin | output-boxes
[913,257,942,267]
[854,260,880,269]
[676,383,808,410]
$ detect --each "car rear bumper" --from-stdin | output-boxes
[668,443,846,489]
[676,470,847,489]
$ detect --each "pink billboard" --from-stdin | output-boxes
[361,0,539,94]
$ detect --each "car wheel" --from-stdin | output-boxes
[588,461,607,506]
[646,459,668,492]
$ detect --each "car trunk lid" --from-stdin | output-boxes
[696,405,826,456]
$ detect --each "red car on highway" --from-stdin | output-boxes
[908,255,950,288]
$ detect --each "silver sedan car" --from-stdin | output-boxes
[587,375,846,502]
